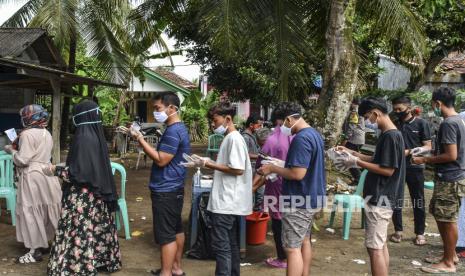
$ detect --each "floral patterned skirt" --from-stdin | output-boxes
[47,185,122,275]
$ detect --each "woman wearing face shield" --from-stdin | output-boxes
[3,105,62,264]
[46,100,121,275]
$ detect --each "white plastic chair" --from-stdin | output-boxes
[135,135,158,170]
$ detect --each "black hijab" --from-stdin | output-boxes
[66,100,118,210]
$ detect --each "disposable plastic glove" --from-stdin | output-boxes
[129,126,143,140]
[261,157,285,168]
[341,151,360,169]
[411,147,429,156]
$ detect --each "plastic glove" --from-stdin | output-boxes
[411,147,429,156]
[129,126,143,140]
[341,151,360,169]
[3,145,15,154]
[42,164,55,176]
[181,153,210,168]
[261,157,285,168]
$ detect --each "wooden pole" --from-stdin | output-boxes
[50,78,61,163]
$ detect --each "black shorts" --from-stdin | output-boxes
[151,190,184,245]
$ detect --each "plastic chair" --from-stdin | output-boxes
[327,170,368,240]
[206,134,223,159]
[111,162,131,240]
[0,154,16,225]
[424,181,434,190]
[135,135,158,170]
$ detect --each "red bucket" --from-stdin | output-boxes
[246,212,270,245]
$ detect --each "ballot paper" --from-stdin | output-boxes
[4,128,17,142]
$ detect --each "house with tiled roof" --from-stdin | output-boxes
[420,52,465,92]
[129,67,195,122]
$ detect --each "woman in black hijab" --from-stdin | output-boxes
[47,100,121,275]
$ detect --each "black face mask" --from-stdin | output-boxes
[395,110,409,120]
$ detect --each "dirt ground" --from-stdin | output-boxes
[0,145,462,275]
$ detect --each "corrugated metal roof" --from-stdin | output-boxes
[0,28,47,58]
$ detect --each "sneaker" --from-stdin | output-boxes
[265,257,287,269]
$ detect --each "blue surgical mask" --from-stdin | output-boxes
[72,107,102,126]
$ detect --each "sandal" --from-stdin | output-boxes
[389,232,402,243]
[414,235,427,246]
[420,266,456,274]
[151,268,186,276]
[15,251,42,264]
[424,256,459,265]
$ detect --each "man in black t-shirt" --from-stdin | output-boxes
[413,87,465,274]
[390,96,432,246]
[338,97,405,276]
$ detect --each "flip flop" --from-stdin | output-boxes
[420,266,456,274]
[389,233,402,243]
[151,269,186,276]
[414,236,427,246]
[424,256,459,265]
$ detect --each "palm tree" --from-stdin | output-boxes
[133,0,427,146]
[1,0,171,138]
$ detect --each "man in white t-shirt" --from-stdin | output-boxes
[196,102,253,276]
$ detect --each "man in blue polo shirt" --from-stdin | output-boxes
[259,102,326,276]
[130,92,190,276]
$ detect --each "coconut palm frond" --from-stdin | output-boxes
[80,1,130,84]
[29,0,78,51]
[0,0,44,27]
[358,0,427,67]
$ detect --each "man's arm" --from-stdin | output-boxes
[414,144,457,165]
[337,146,373,162]
[249,153,259,160]
[258,165,307,181]
[204,160,244,176]
[252,174,266,192]
[137,137,175,167]
[357,159,395,177]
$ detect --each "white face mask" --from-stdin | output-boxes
[153,106,178,123]
[280,114,300,136]
[364,112,378,130]
[72,107,102,126]
[213,117,229,135]
[214,124,228,135]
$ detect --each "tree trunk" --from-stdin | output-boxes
[113,90,127,127]
[407,47,450,92]
[60,35,77,146]
[315,0,359,148]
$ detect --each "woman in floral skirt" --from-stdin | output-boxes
[46,100,121,275]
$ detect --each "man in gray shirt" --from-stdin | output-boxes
[413,87,465,274]
[242,114,264,211]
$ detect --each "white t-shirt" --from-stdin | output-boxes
[207,130,253,215]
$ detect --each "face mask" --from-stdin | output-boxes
[395,110,409,120]
[365,112,378,130]
[153,106,178,123]
[72,107,102,126]
[433,104,442,117]
[214,121,229,135]
[365,121,378,130]
[280,114,300,136]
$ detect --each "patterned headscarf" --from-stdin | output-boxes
[19,104,49,128]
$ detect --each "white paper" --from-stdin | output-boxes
[4,128,17,142]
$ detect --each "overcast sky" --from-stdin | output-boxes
[0,1,201,82]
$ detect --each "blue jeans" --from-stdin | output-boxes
[210,213,240,276]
